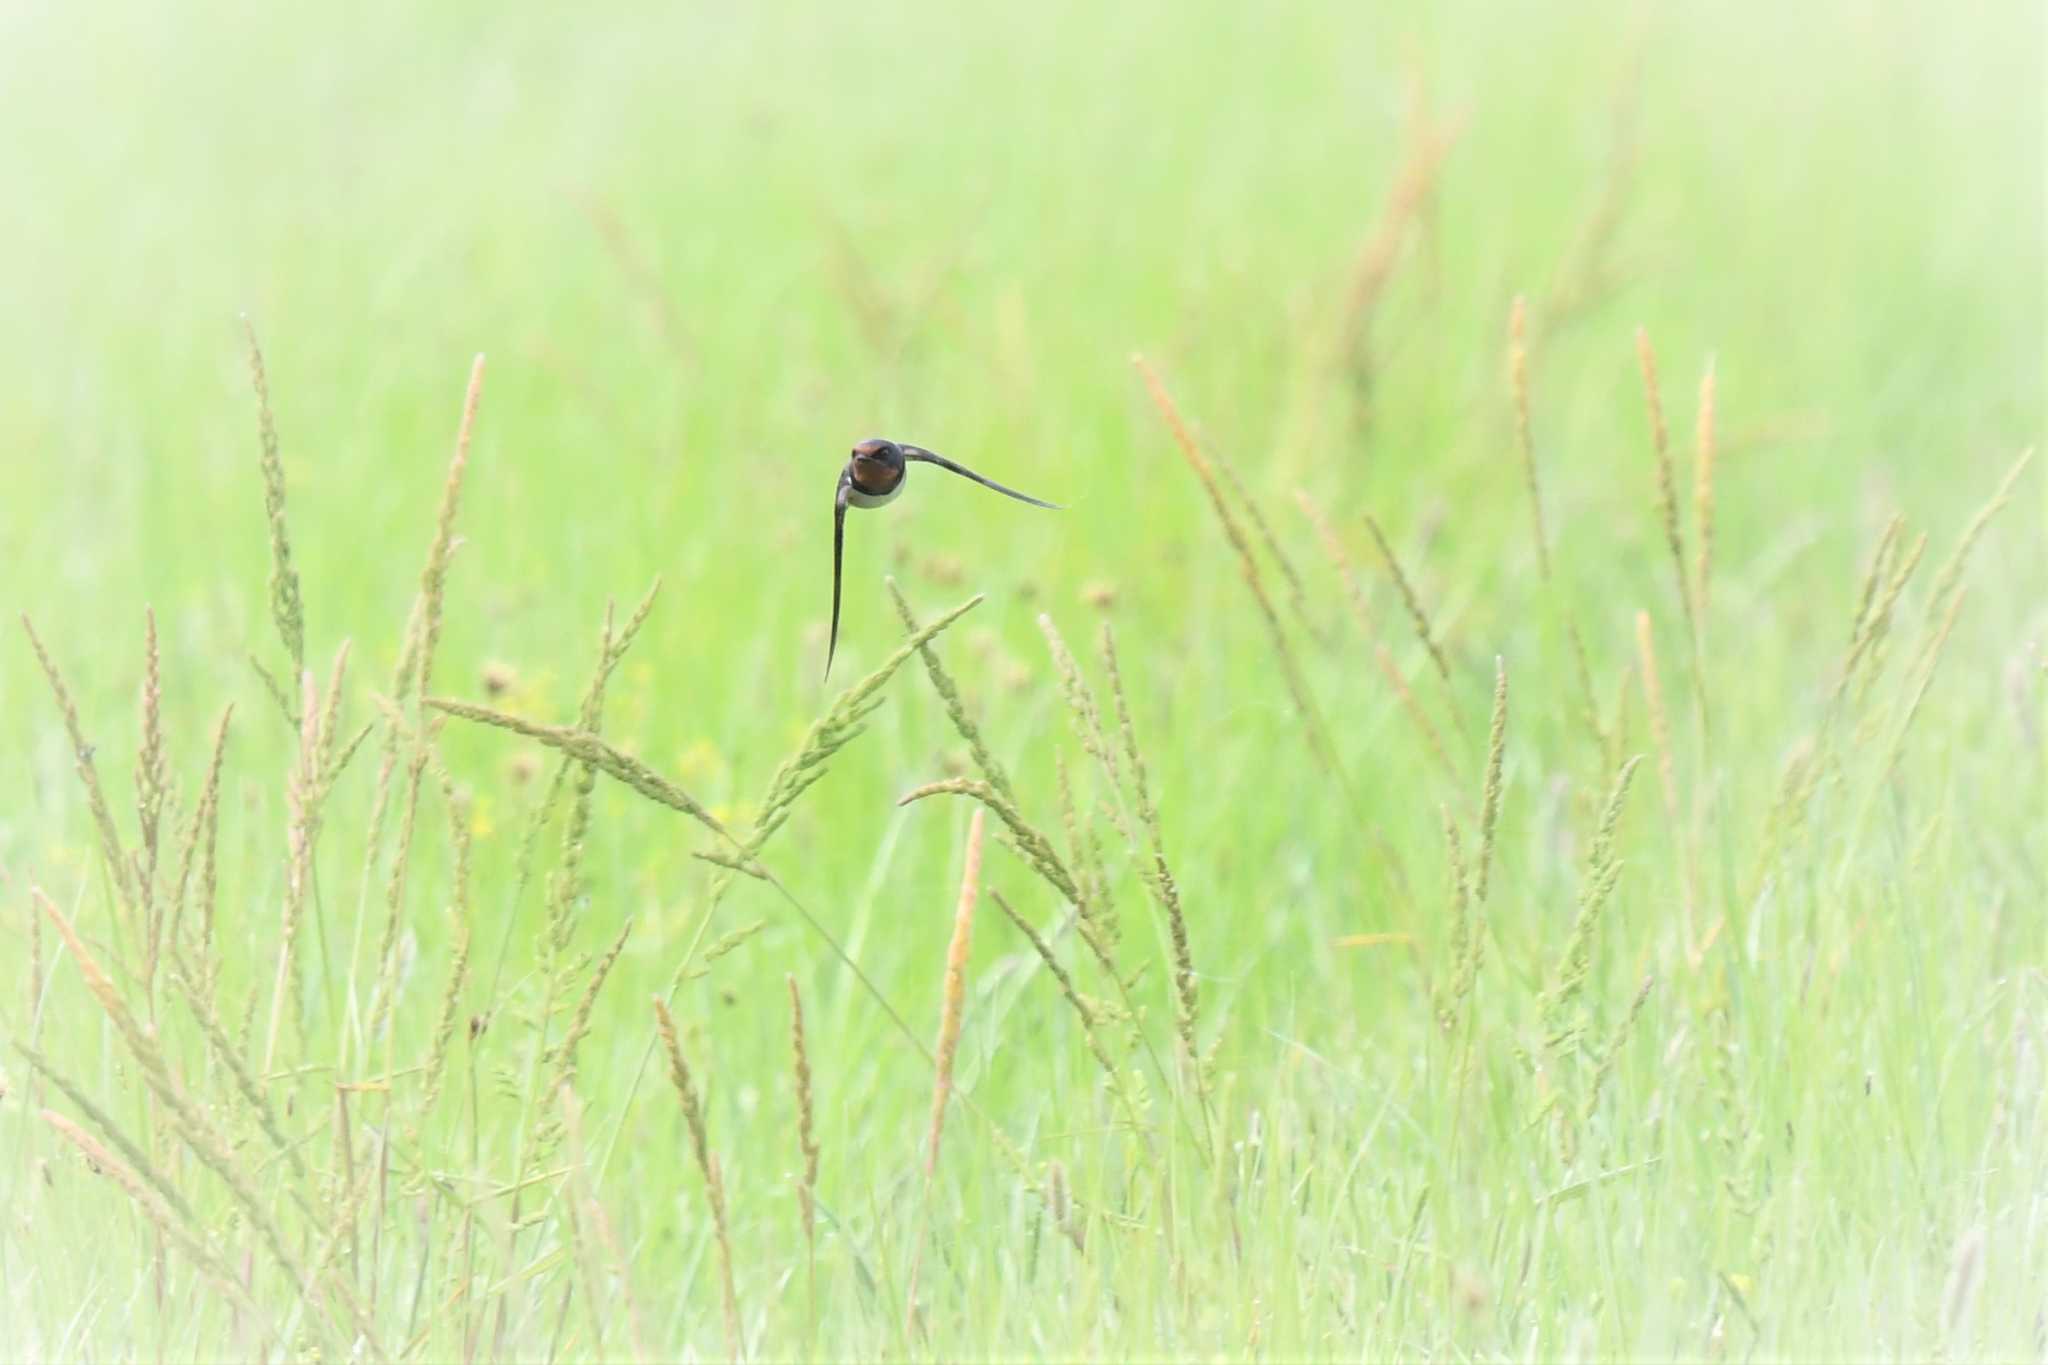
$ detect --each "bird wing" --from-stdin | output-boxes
[901,445,1061,509]
[826,470,851,679]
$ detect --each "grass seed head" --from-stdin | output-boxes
[925,808,984,1177]
[242,316,305,677]
[1508,295,1551,579]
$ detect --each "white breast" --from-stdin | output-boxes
[847,483,904,509]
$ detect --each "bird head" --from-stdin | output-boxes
[849,437,906,492]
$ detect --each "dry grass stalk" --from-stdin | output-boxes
[136,608,168,971]
[294,1153,384,1350]
[22,616,137,925]
[1942,1224,1985,1338]
[786,974,821,1336]
[27,886,44,1052]
[1693,359,1718,613]
[18,1042,197,1227]
[898,778,1079,905]
[694,919,766,971]
[1038,617,1142,970]
[1294,489,1381,643]
[652,998,740,1363]
[1925,447,2033,620]
[34,885,168,1109]
[988,890,1117,1081]
[419,785,473,1118]
[1883,586,1969,777]
[1508,306,1612,764]
[558,1083,649,1364]
[1052,751,1118,965]
[1036,613,1127,827]
[1567,622,1613,768]
[1634,611,1694,947]
[40,1108,267,1327]
[481,600,989,1237]
[1543,756,1643,1055]
[1635,329,1705,671]
[1312,501,1463,781]
[428,699,740,846]
[548,919,634,1104]
[368,750,430,1072]
[543,611,613,965]
[264,669,321,1071]
[1853,451,2036,760]
[813,593,982,725]
[169,956,311,1195]
[1473,658,1509,903]
[482,593,985,953]
[1218,459,1322,643]
[1539,53,1644,333]
[889,579,1017,803]
[926,809,984,1177]
[483,583,658,1011]
[1833,520,1926,711]
[1362,516,1458,699]
[449,675,950,1116]
[1100,622,1201,1087]
[908,812,985,1336]
[1852,531,1929,708]
[242,316,305,680]
[166,705,232,976]
[1847,516,1904,653]
[1378,643,1460,781]
[314,649,369,795]
[495,599,642,1355]
[1750,738,1818,894]
[34,889,365,1346]
[1581,973,1655,1120]
[1632,618,1671,789]
[395,354,487,706]
[331,1086,359,1285]
[978,1117,1087,1252]
[1337,93,1461,368]
[1133,354,1344,779]
[1436,807,1475,1033]
[700,592,984,908]
[1508,297,1552,579]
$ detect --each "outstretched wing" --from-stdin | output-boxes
[901,445,1061,509]
[827,471,851,679]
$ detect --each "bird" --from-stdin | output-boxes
[828,438,1059,677]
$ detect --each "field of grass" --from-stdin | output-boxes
[3,0,2043,1357]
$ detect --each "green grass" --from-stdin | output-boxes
[3,0,2043,1357]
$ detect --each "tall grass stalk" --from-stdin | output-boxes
[1134,353,1347,782]
[1693,359,1719,615]
[1634,329,1707,708]
[1634,611,1694,951]
[241,316,306,687]
[1100,622,1203,1108]
[1363,514,1470,744]
[1473,658,1509,904]
[906,811,985,1332]
[786,974,821,1345]
[1508,296,1551,579]
[22,616,138,932]
[652,998,740,1362]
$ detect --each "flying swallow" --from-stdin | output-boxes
[828,438,1059,677]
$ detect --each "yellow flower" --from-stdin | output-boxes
[675,738,727,785]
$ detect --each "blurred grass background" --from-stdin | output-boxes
[2,0,2043,1357]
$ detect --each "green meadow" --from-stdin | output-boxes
[3,0,2042,1357]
